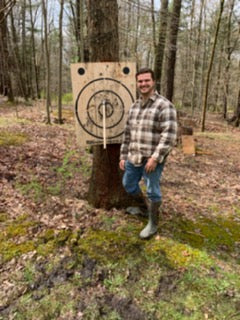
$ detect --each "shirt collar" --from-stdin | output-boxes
[139,91,158,103]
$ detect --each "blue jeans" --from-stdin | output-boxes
[122,160,165,203]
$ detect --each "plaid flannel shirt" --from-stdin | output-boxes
[120,91,177,165]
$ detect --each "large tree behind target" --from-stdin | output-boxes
[86,0,133,209]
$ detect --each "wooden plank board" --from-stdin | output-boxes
[181,135,195,155]
[71,62,136,147]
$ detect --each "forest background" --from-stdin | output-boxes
[0,0,240,124]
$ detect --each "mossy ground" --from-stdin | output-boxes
[0,130,28,146]
[1,107,240,319]
[1,210,240,320]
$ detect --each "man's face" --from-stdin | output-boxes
[136,72,155,97]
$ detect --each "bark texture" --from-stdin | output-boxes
[87,0,133,209]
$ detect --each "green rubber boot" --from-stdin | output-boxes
[139,201,161,239]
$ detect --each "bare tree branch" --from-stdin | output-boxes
[0,0,16,22]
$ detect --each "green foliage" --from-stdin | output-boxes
[56,150,76,179]
[16,177,45,201]
[0,131,28,146]
[62,93,73,104]
[16,150,90,199]
[48,150,90,195]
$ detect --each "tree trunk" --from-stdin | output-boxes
[165,0,182,101]
[201,0,225,132]
[29,0,41,99]
[214,43,223,112]
[228,60,240,127]
[234,89,240,127]
[42,0,51,124]
[154,0,168,93]
[87,0,132,209]
[58,0,64,124]
[151,0,156,50]
[75,0,82,61]
[223,0,235,119]
[0,0,14,101]
[9,10,29,99]
[191,0,204,114]
[21,0,30,98]
[134,0,140,66]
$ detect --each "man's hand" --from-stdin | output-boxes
[119,160,125,171]
[145,157,158,173]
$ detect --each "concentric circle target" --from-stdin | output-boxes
[75,78,134,139]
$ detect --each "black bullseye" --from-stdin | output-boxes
[98,101,114,118]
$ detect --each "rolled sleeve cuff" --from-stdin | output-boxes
[120,154,128,161]
[151,153,165,164]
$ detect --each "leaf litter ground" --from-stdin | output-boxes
[0,99,240,320]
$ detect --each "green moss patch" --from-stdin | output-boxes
[0,212,8,222]
[0,214,73,263]
[0,215,37,242]
[0,130,28,146]
[144,236,213,269]
[0,116,31,127]
[77,228,144,264]
[0,240,36,262]
[36,229,72,256]
[166,215,240,261]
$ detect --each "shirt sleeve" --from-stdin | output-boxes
[152,104,178,163]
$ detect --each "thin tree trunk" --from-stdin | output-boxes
[42,0,51,124]
[198,2,208,110]
[29,0,41,99]
[228,60,240,127]
[165,0,182,101]
[58,0,64,124]
[134,0,140,66]
[21,0,30,97]
[122,1,132,58]
[223,0,235,119]
[9,10,28,99]
[214,43,223,112]
[154,0,168,93]
[0,0,14,101]
[234,88,240,127]
[151,0,156,50]
[201,0,225,132]
[191,0,204,114]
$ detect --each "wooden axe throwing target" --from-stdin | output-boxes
[71,62,136,147]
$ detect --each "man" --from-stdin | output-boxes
[119,67,177,239]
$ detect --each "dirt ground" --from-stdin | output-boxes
[0,98,240,320]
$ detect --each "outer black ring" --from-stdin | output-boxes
[75,77,134,139]
[87,90,125,129]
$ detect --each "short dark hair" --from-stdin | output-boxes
[136,68,155,81]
